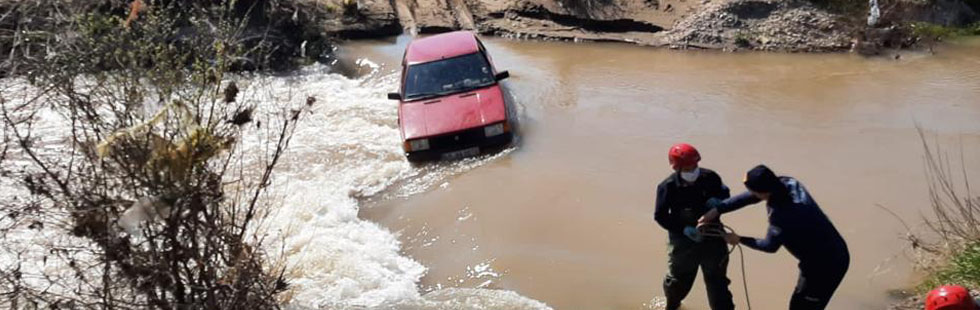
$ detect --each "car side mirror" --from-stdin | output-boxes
[494,71,510,81]
[387,92,402,100]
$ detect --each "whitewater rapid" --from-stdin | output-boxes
[0,63,548,309]
[236,64,547,309]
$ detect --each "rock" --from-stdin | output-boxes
[293,0,401,39]
[664,0,854,52]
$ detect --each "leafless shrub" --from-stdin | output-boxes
[2,0,335,76]
[0,1,312,308]
[914,127,980,253]
[878,127,980,289]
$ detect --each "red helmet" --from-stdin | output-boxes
[668,143,701,170]
[926,285,978,310]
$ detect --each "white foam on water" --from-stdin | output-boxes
[643,296,668,310]
[235,64,549,309]
[0,79,105,302]
[0,63,548,309]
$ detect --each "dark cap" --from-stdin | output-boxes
[743,164,781,193]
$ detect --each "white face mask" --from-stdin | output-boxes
[680,167,701,183]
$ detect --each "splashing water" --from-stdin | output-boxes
[0,62,547,309]
[234,63,546,309]
[643,296,668,310]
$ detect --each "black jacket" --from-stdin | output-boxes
[654,168,730,238]
[716,177,849,269]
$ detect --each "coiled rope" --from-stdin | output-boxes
[698,223,752,310]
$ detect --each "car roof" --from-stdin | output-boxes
[405,31,481,65]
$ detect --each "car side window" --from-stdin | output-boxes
[476,39,493,68]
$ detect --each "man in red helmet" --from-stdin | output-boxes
[654,143,735,310]
[926,285,979,310]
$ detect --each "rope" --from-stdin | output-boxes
[734,243,751,310]
[697,223,753,310]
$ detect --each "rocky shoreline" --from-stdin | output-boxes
[309,0,978,52]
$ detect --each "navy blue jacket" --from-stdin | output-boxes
[715,177,849,269]
[655,168,730,238]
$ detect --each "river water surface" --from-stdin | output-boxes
[339,37,980,309]
[7,36,976,310]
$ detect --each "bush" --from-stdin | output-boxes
[912,21,980,40]
[0,1,313,308]
[0,0,334,76]
[903,128,980,293]
[734,31,754,47]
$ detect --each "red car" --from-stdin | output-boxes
[387,31,513,162]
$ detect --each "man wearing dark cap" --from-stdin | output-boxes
[654,143,735,310]
[700,164,849,310]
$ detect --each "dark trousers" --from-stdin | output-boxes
[788,259,849,310]
[663,237,735,310]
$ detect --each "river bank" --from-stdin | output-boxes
[3,0,977,77]
[317,0,980,52]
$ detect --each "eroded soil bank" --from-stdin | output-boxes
[311,0,979,51]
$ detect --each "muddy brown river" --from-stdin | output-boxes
[345,37,980,310]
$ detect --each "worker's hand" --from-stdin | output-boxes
[683,226,703,243]
[699,208,720,225]
[724,232,740,246]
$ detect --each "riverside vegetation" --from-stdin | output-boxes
[0,1,316,308]
[887,131,980,309]
[914,130,980,292]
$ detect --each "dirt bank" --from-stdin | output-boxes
[663,0,852,51]
[313,0,977,51]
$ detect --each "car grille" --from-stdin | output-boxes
[428,127,485,151]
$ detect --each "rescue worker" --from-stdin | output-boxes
[654,143,735,310]
[925,285,979,310]
[700,164,849,310]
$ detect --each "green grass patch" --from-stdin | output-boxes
[912,22,980,40]
[734,31,754,47]
[919,242,980,292]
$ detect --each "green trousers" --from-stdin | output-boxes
[664,236,735,310]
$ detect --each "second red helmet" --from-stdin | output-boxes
[926,285,978,310]
[669,143,701,170]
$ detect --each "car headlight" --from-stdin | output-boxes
[484,123,505,137]
[407,139,430,151]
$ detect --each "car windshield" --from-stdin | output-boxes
[403,53,495,100]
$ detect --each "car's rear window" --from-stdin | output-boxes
[403,53,495,100]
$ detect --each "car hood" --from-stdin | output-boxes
[400,85,506,140]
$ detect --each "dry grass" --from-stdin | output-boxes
[905,127,980,291]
